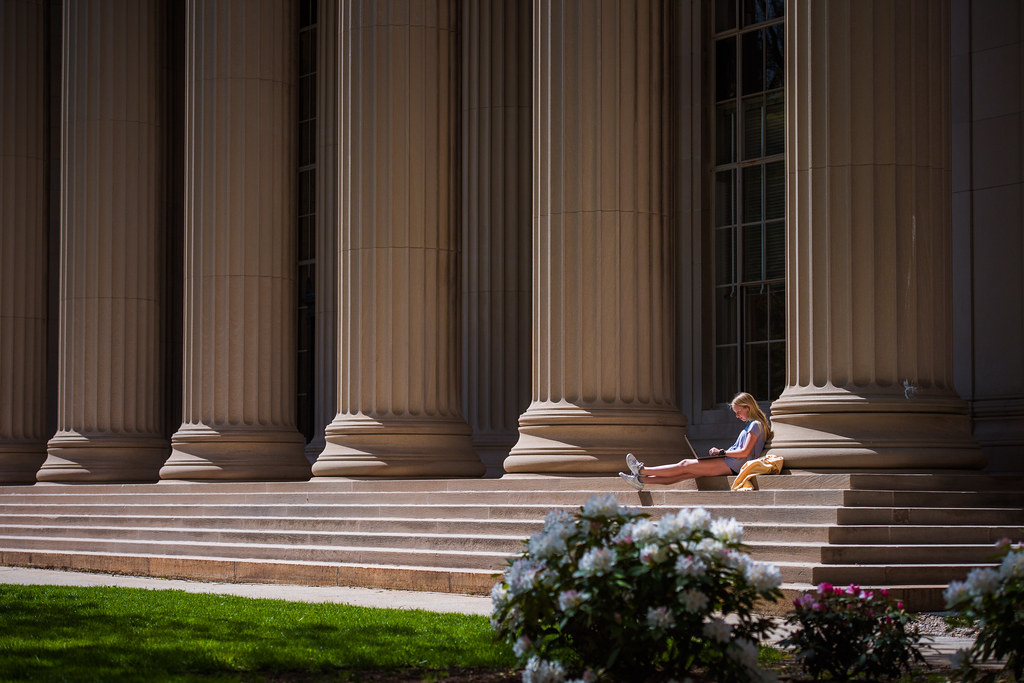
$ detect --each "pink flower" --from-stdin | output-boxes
[897,602,904,610]
[817,582,833,594]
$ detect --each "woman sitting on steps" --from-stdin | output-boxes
[619,391,772,490]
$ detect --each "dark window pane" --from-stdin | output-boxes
[742,224,763,281]
[716,37,736,101]
[744,284,768,341]
[766,220,785,280]
[744,342,769,401]
[765,23,784,90]
[742,30,763,95]
[299,31,316,75]
[717,286,738,343]
[742,96,763,160]
[716,227,735,285]
[768,282,785,339]
[742,165,762,223]
[715,170,735,227]
[300,0,318,28]
[743,0,783,26]
[766,160,784,219]
[766,91,784,156]
[716,102,736,164]
[299,120,315,166]
[716,345,739,404]
[299,74,315,120]
[716,0,737,32]
[299,169,315,214]
[769,340,786,400]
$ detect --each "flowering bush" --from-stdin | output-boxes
[490,493,783,682]
[944,539,1024,682]
[780,582,925,681]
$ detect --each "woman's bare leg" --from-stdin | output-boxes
[640,458,733,485]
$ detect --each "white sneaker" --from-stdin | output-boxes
[625,452,644,476]
[619,471,644,490]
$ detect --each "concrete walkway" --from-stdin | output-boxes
[0,566,980,671]
[0,566,492,615]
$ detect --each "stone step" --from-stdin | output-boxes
[829,524,1024,545]
[810,562,991,588]
[0,549,501,595]
[838,506,1024,525]
[0,487,849,508]
[820,544,1000,565]
[844,489,1024,508]
[0,514,544,536]
[0,524,525,553]
[0,502,844,524]
[0,535,514,570]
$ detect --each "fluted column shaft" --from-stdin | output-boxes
[315,0,481,477]
[461,0,531,476]
[505,0,689,474]
[40,0,169,482]
[770,0,982,468]
[164,0,309,480]
[0,0,48,483]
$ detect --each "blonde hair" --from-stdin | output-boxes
[731,392,773,446]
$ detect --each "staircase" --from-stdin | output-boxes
[1,472,1021,611]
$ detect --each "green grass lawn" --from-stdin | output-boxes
[0,584,516,682]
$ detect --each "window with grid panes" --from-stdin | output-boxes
[296,0,317,443]
[712,0,785,405]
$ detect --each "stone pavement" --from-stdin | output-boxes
[0,566,977,671]
[0,566,492,615]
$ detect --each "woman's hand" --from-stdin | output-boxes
[709,447,726,456]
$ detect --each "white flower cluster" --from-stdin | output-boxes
[557,589,587,614]
[646,605,676,630]
[737,556,783,593]
[580,493,621,519]
[640,543,670,566]
[710,516,744,543]
[578,546,618,577]
[616,517,658,545]
[523,656,567,683]
[492,496,783,682]
[506,558,546,597]
[945,545,1024,608]
[702,616,732,643]
[1000,547,1024,581]
[675,554,708,579]
[679,588,709,613]
[944,566,1001,608]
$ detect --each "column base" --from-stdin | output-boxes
[769,386,985,469]
[0,444,48,484]
[470,432,518,478]
[39,433,169,482]
[504,403,693,474]
[313,414,483,477]
[163,425,310,480]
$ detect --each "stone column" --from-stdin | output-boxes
[305,0,338,462]
[0,0,48,483]
[163,0,310,480]
[505,0,690,474]
[769,0,983,469]
[314,0,481,477]
[461,0,531,476]
[39,0,169,482]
